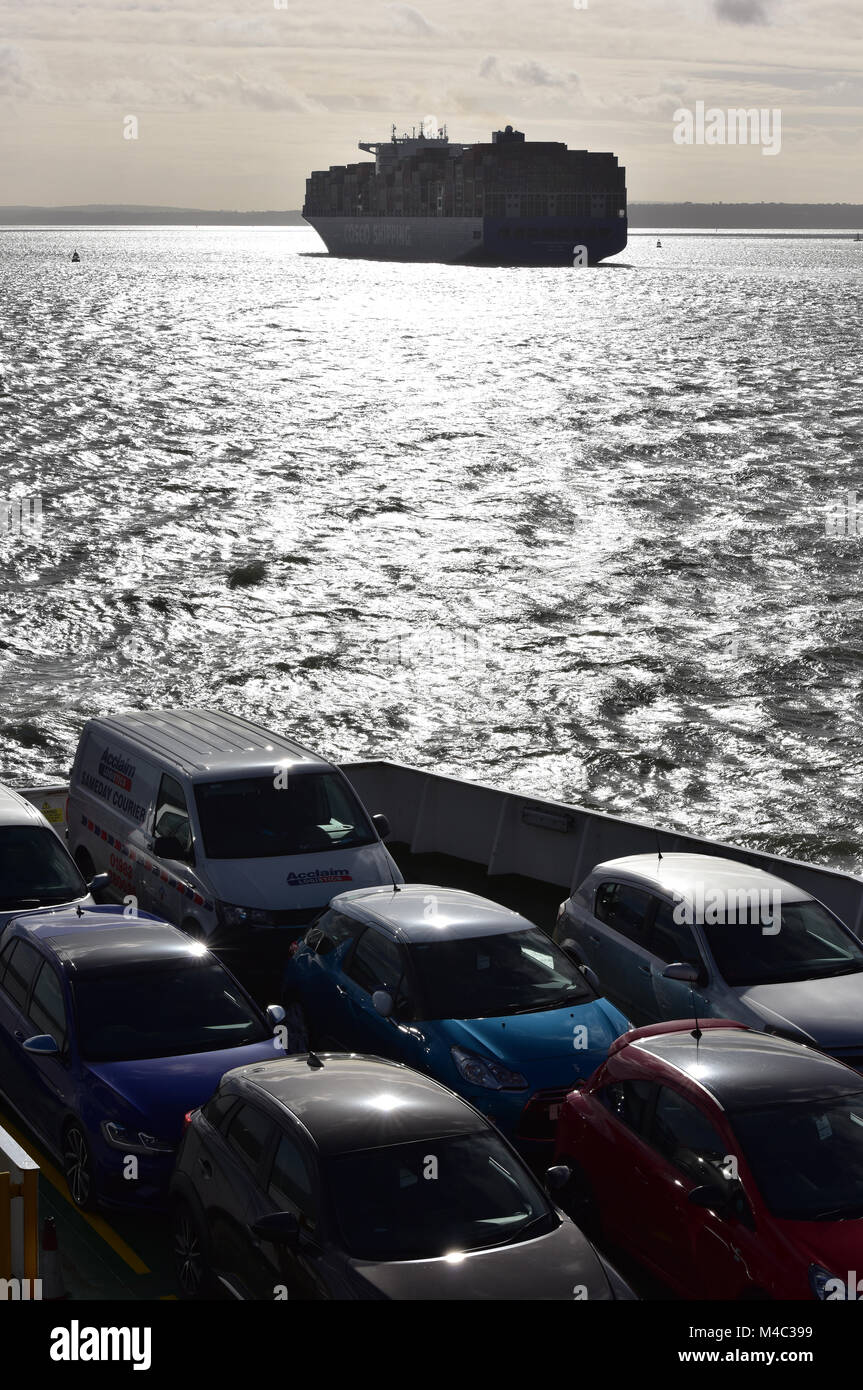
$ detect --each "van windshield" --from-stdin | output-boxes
[0,827,87,909]
[194,774,377,860]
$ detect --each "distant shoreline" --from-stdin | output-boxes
[1,204,862,230]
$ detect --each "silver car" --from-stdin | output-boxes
[0,783,108,929]
[554,852,863,1068]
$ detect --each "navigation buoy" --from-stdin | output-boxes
[71,250,80,263]
[656,239,662,248]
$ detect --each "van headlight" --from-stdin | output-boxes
[451,1047,528,1091]
[809,1263,844,1300]
[220,903,276,928]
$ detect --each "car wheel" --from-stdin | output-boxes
[557,1160,602,1238]
[63,1123,96,1210]
[172,1201,213,1300]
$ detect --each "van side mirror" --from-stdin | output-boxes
[372,813,391,840]
[688,1184,733,1216]
[87,872,112,902]
[545,1164,571,1192]
[578,965,602,995]
[154,835,193,864]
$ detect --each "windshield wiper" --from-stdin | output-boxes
[0,897,42,908]
[810,1204,863,1222]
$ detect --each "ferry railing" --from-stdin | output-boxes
[0,1122,39,1299]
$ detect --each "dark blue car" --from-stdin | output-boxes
[283,885,631,1154]
[0,906,286,1209]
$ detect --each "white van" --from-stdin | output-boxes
[0,783,107,929]
[66,709,404,944]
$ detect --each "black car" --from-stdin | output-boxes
[169,1053,636,1300]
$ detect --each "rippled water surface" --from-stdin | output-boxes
[1,227,862,868]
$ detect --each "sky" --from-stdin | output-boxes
[1,0,861,208]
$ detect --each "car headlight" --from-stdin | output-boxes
[809,1263,844,1300]
[220,903,275,928]
[101,1121,175,1155]
[451,1047,528,1091]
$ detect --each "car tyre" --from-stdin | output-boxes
[172,1200,214,1300]
[63,1122,97,1210]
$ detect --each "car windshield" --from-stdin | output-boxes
[410,928,591,1020]
[194,773,376,860]
[73,959,269,1062]
[702,901,863,986]
[733,1093,863,1221]
[326,1132,555,1260]
[0,826,86,909]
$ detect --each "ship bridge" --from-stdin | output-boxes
[359,124,465,172]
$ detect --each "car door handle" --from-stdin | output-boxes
[197,1158,212,1179]
[587,935,600,945]
[14,1030,25,1043]
[638,965,651,974]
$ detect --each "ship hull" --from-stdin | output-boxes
[304,215,627,266]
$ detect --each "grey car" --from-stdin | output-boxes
[554,852,863,1068]
[169,1052,636,1301]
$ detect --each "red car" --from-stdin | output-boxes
[552,1019,863,1300]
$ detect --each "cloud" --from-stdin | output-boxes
[713,0,773,23]
[0,46,34,101]
[479,55,579,90]
[385,4,438,37]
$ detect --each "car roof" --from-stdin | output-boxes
[12,907,214,973]
[584,852,811,905]
[327,884,536,943]
[82,709,332,780]
[224,1054,489,1154]
[0,784,50,828]
[628,1025,862,1110]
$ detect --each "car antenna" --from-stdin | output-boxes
[655,827,663,864]
[306,1051,324,1069]
[76,904,83,917]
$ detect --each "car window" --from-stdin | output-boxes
[305,911,360,956]
[648,900,705,968]
[1,939,42,1012]
[268,1132,317,1229]
[648,1086,730,1188]
[594,883,653,944]
[346,929,412,1013]
[225,1104,277,1178]
[154,774,193,858]
[27,961,67,1048]
[201,1091,240,1133]
[0,938,18,989]
[599,1079,655,1134]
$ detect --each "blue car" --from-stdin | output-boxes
[282,885,631,1153]
[0,906,286,1209]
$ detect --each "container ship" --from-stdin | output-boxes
[302,124,627,266]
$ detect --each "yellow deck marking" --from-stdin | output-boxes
[0,1108,150,1275]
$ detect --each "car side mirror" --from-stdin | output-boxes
[372,813,391,840]
[545,1164,571,1192]
[154,835,192,864]
[578,965,601,995]
[251,1212,301,1247]
[663,962,700,984]
[266,1004,286,1028]
[688,1184,732,1216]
[372,990,394,1018]
[22,1034,60,1056]
[87,872,112,902]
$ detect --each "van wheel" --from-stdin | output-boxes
[75,849,96,881]
[63,1123,96,1210]
[181,917,208,944]
[172,1200,214,1300]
